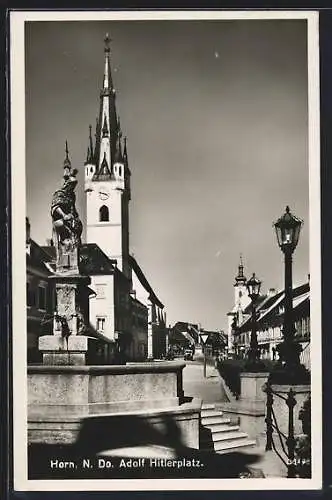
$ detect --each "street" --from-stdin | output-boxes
[182,356,229,404]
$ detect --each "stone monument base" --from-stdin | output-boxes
[27,362,202,449]
[38,335,99,365]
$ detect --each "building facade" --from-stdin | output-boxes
[26,218,55,363]
[226,260,310,369]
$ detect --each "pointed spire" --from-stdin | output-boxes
[123,136,128,162]
[85,125,94,165]
[102,32,114,92]
[94,117,99,158]
[85,147,90,165]
[89,124,94,161]
[114,119,123,163]
[92,35,121,180]
[63,140,72,177]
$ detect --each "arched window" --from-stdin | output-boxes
[119,166,122,177]
[99,205,109,222]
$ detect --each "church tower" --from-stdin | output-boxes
[233,255,250,322]
[233,255,250,324]
[84,34,131,279]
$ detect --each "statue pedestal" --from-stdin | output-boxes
[39,273,93,366]
[39,335,89,365]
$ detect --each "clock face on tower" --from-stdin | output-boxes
[98,186,110,201]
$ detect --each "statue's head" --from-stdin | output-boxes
[63,168,78,192]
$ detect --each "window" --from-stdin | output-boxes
[38,285,47,311]
[99,205,109,222]
[27,282,36,307]
[119,166,122,176]
[96,317,106,331]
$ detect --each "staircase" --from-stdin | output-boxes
[200,403,256,454]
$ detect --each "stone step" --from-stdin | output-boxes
[201,403,216,410]
[201,437,256,454]
[201,409,224,418]
[201,421,237,434]
[201,416,231,426]
[200,425,241,444]
[214,438,257,454]
[201,430,249,448]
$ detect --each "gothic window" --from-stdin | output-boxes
[119,166,122,176]
[99,205,109,222]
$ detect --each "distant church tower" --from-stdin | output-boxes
[227,255,251,352]
[233,254,250,323]
[84,34,131,279]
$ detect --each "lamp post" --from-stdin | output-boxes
[271,206,309,383]
[245,273,265,371]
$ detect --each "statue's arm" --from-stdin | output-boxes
[52,205,73,222]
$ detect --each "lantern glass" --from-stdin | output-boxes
[274,206,303,251]
[246,273,262,299]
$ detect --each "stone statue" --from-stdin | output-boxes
[51,144,83,272]
[51,171,82,251]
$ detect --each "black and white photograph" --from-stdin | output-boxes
[10,10,321,491]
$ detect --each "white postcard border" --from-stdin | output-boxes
[10,9,322,491]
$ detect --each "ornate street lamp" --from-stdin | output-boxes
[245,273,265,370]
[271,206,309,383]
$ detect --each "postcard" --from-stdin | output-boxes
[10,9,321,491]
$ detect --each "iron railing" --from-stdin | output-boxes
[265,381,303,478]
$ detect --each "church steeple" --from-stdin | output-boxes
[85,34,131,279]
[235,253,246,285]
[92,33,119,181]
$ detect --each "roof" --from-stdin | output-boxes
[237,281,310,333]
[41,243,116,276]
[80,243,115,275]
[129,254,164,309]
[27,239,54,275]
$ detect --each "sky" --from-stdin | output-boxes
[25,18,310,331]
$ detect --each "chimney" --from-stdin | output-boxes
[267,288,277,297]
